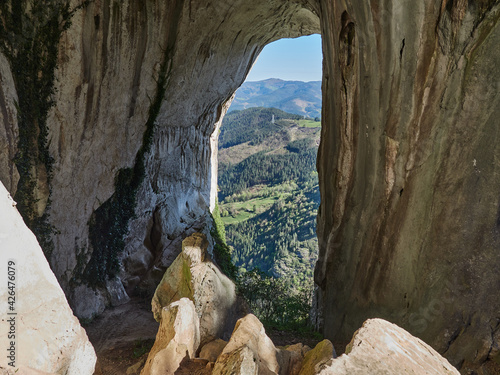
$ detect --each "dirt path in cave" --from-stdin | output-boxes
[84,297,159,375]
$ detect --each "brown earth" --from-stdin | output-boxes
[85,298,158,375]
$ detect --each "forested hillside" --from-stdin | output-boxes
[218,107,320,292]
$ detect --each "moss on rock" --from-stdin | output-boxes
[0,0,87,258]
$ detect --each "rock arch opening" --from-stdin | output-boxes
[40,0,323,322]
[215,34,323,330]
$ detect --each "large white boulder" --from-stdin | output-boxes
[319,318,460,374]
[140,298,200,375]
[0,182,96,374]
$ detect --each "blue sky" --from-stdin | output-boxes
[245,34,322,82]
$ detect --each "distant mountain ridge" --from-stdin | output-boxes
[229,78,322,119]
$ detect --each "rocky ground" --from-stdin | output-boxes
[83,233,466,375]
[85,296,326,375]
[85,298,158,375]
[266,328,349,359]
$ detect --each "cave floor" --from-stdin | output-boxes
[84,297,159,375]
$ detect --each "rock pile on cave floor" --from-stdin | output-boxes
[151,232,248,346]
[137,232,461,375]
[140,310,461,375]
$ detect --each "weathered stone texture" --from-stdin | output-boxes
[141,298,200,375]
[213,314,281,375]
[48,0,182,300]
[0,52,18,195]
[152,233,247,345]
[0,0,498,373]
[298,340,335,375]
[199,339,228,363]
[281,343,312,375]
[320,318,460,374]
[43,0,320,317]
[315,1,500,372]
[0,181,96,374]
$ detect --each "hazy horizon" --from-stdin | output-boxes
[244,77,322,83]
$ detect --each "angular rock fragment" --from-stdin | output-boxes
[213,346,259,375]
[298,340,335,375]
[152,233,246,344]
[278,343,311,375]
[141,298,200,375]
[319,318,460,375]
[213,314,280,374]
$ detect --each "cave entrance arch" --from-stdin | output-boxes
[214,33,323,330]
[38,0,325,335]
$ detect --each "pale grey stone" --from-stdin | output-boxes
[319,319,460,375]
[141,298,200,375]
[0,181,96,374]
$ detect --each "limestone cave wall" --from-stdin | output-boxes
[316,0,500,372]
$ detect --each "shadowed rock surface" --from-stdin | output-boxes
[85,297,159,374]
[315,2,500,373]
[199,340,228,363]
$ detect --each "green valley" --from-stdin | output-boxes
[217,107,320,301]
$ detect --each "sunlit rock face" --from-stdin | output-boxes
[0,181,96,374]
[315,1,500,373]
[141,298,200,375]
[321,319,460,375]
[0,0,499,373]
[151,233,248,346]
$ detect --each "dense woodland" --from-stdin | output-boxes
[217,107,321,328]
